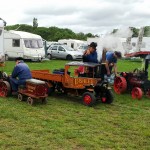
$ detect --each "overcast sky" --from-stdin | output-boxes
[1,0,150,35]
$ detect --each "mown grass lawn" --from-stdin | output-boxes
[0,59,150,150]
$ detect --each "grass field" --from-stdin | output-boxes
[0,59,150,150]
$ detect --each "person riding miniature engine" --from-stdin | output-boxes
[9,57,32,95]
[105,50,122,76]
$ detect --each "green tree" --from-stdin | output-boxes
[130,27,139,37]
[144,26,150,37]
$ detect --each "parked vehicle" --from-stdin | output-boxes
[76,44,89,54]
[47,44,83,60]
[0,19,5,63]
[58,39,87,50]
[4,30,45,61]
[114,55,150,99]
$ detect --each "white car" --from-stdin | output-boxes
[77,44,88,54]
[47,45,83,60]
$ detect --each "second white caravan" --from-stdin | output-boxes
[4,30,45,61]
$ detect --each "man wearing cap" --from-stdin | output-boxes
[105,51,122,76]
[10,57,32,95]
[82,42,98,63]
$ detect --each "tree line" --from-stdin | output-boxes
[5,24,150,42]
[5,24,95,41]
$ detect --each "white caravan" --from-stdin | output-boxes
[58,39,87,50]
[127,37,150,53]
[0,20,5,63]
[4,30,45,61]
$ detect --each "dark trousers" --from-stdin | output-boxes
[9,77,26,92]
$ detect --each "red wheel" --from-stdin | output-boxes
[82,92,96,106]
[114,77,127,94]
[101,89,114,104]
[131,87,143,100]
[0,81,11,97]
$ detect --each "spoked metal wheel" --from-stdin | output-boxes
[82,92,96,106]
[27,97,34,105]
[18,93,24,101]
[114,77,127,94]
[0,81,11,97]
[131,87,143,100]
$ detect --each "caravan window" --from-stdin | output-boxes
[37,39,43,48]
[24,39,43,48]
[141,42,146,48]
[24,40,30,48]
[30,40,39,48]
[71,43,74,48]
[12,39,20,47]
[132,42,136,47]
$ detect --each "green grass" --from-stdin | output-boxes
[0,59,150,150]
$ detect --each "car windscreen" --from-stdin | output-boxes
[63,45,74,51]
[83,45,88,50]
[24,39,43,48]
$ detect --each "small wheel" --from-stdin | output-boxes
[82,92,96,106]
[42,98,47,104]
[114,77,127,94]
[18,93,24,101]
[27,97,34,105]
[131,87,143,100]
[101,89,114,104]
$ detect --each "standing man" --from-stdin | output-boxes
[105,51,122,76]
[10,57,32,95]
[82,42,98,63]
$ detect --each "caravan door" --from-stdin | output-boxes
[0,20,5,62]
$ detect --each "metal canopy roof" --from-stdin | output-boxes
[66,61,101,67]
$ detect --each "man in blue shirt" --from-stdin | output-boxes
[10,57,32,94]
[82,42,98,63]
[105,51,122,76]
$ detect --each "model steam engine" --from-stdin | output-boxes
[114,55,150,99]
